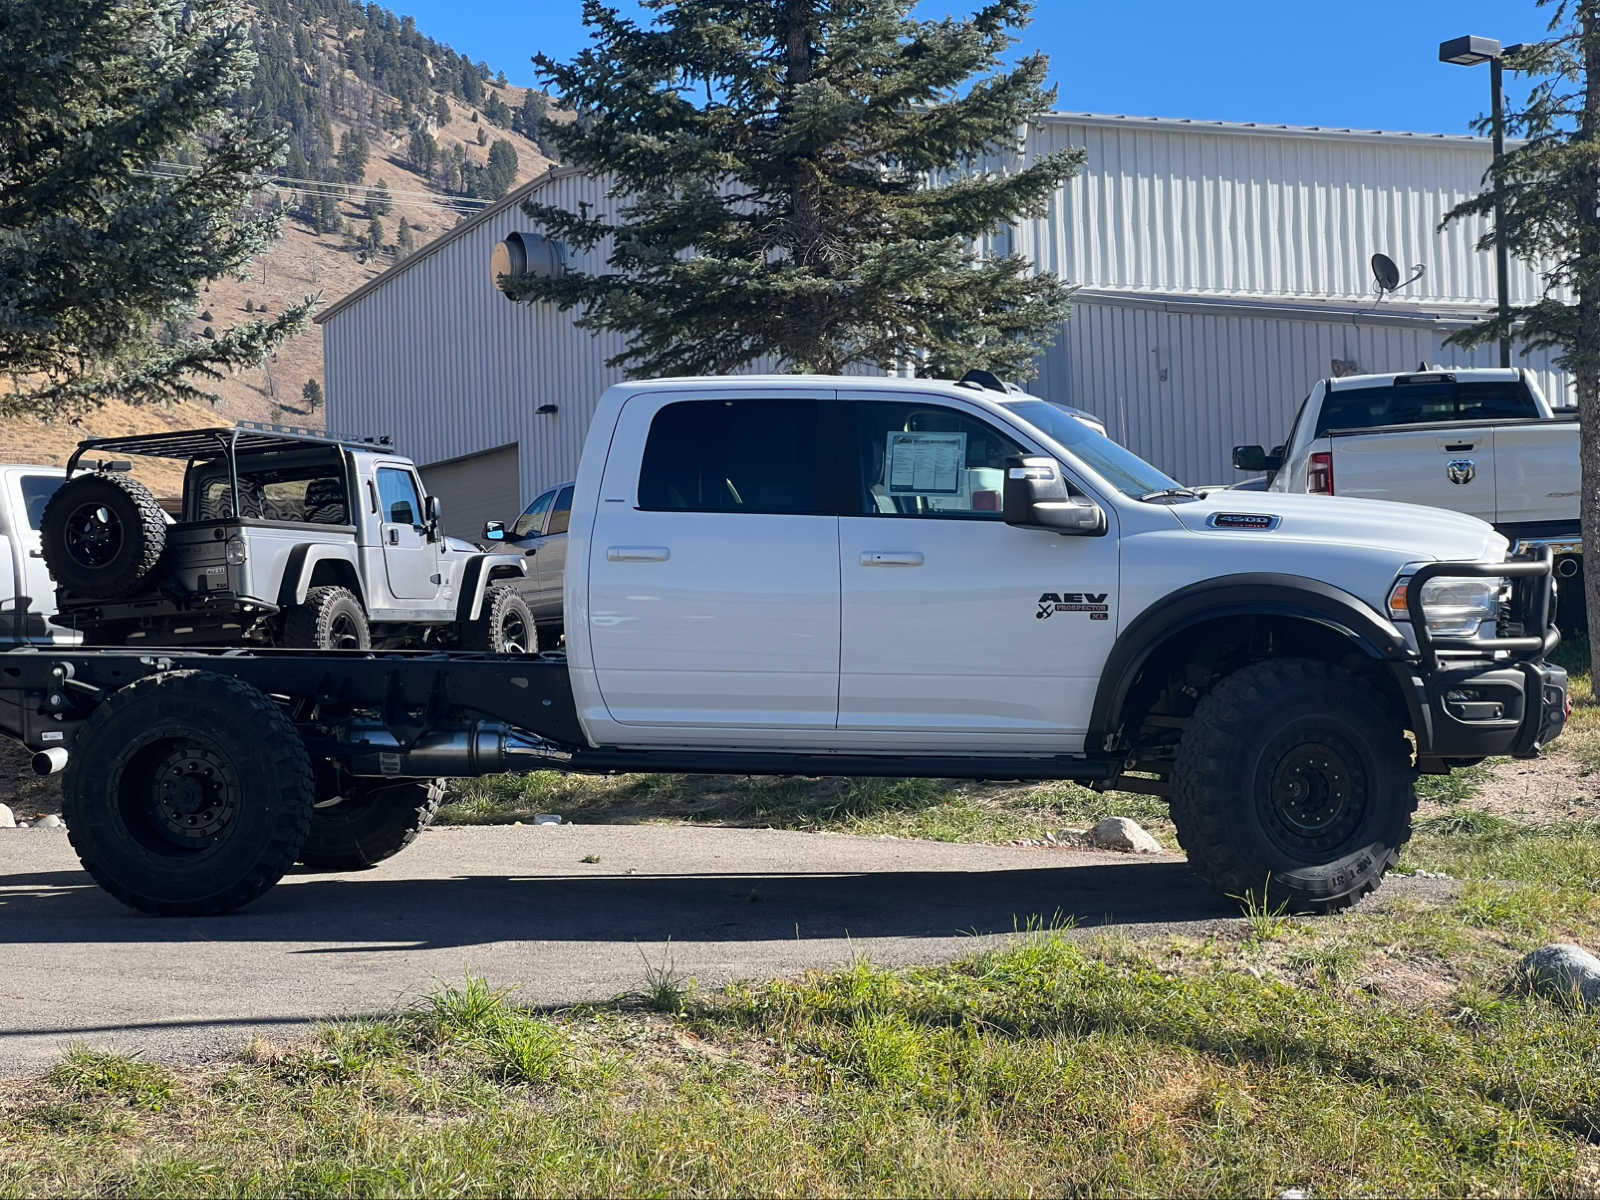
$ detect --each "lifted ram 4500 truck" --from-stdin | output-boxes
[0,375,1570,916]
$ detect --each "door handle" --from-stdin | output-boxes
[387,528,399,545]
[28,549,43,559]
[607,546,670,562]
[860,551,924,567]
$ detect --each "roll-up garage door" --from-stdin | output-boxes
[419,444,522,542]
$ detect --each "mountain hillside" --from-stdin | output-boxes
[6,0,556,474]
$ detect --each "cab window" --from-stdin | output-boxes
[638,398,839,515]
[546,485,574,536]
[853,402,1026,518]
[376,467,423,526]
[511,489,555,539]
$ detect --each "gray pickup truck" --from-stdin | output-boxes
[40,424,533,651]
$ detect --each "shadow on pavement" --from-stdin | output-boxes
[0,860,1233,951]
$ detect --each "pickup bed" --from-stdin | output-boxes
[0,373,1569,918]
[1233,368,1581,583]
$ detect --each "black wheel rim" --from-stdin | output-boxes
[328,612,363,650]
[499,607,529,654]
[118,738,242,856]
[63,502,124,569]
[1257,732,1369,859]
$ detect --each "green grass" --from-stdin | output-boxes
[4,931,1598,1199]
[439,770,1173,845]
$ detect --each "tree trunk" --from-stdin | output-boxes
[1580,9,1600,680]
[783,0,823,371]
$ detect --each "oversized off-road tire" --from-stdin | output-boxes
[461,583,536,654]
[298,777,447,870]
[40,471,167,599]
[1170,658,1418,914]
[282,585,370,650]
[61,671,314,916]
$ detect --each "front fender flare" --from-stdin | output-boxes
[457,553,528,623]
[1086,573,1413,751]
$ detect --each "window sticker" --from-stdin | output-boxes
[885,431,966,497]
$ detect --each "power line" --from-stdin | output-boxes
[141,162,498,211]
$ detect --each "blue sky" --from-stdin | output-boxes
[395,0,1550,135]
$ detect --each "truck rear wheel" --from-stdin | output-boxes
[283,585,369,650]
[299,777,446,870]
[1171,658,1417,914]
[61,671,314,916]
[40,471,168,599]
[462,583,536,654]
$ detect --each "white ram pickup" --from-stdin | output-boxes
[0,464,72,648]
[0,373,1569,918]
[1232,368,1580,583]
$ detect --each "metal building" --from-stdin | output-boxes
[319,111,1569,532]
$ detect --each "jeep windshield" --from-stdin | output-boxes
[1000,399,1186,501]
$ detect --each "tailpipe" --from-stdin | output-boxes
[31,747,68,776]
[339,721,572,778]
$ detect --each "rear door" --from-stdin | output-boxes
[374,466,441,602]
[502,488,556,611]
[586,389,845,731]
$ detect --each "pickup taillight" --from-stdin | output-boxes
[1308,451,1334,495]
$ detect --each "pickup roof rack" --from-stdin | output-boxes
[66,424,397,473]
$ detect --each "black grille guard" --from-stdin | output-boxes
[1406,546,1558,673]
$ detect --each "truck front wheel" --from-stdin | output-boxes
[299,777,446,870]
[1171,658,1417,914]
[61,671,314,916]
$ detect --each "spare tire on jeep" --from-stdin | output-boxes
[40,472,168,599]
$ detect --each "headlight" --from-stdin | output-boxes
[1387,576,1500,637]
[225,535,248,566]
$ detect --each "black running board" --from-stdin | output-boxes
[567,748,1117,783]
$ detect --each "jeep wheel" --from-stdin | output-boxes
[40,472,168,598]
[299,777,446,870]
[462,583,537,654]
[283,586,369,650]
[61,672,314,916]
[1171,658,1417,914]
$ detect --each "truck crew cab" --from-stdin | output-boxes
[0,375,1568,917]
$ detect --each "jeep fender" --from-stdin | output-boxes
[1086,573,1419,751]
[278,544,364,608]
[457,553,528,623]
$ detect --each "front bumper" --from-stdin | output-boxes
[1402,548,1569,763]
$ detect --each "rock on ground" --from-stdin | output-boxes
[1518,944,1600,1006]
[0,803,13,829]
[32,814,63,829]
[1089,816,1162,853]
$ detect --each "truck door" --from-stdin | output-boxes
[374,466,441,602]
[836,395,1120,745]
[526,484,573,619]
[501,487,555,613]
[587,391,844,730]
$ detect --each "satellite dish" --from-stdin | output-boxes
[1372,253,1402,293]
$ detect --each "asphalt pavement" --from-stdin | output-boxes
[0,824,1418,1077]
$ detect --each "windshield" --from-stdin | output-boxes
[1000,399,1183,500]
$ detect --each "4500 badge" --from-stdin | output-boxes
[1037,592,1111,621]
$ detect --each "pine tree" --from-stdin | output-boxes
[434,94,452,128]
[366,178,394,218]
[396,219,417,258]
[365,215,385,252]
[337,128,369,182]
[512,0,1080,378]
[408,128,438,172]
[485,139,519,198]
[1443,0,1600,673]
[302,377,324,411]
[0,0,312,418]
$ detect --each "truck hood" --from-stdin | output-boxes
[1176,491,1508,563]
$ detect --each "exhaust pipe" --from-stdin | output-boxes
[1556,556,1580,579]
[339,721,572,778]
[31,747,68,777]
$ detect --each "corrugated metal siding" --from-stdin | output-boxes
[1024,118,1545,307]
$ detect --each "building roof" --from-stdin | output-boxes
[317,113,1494,326]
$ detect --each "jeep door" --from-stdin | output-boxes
[586,390,845,731]
[835,394,1120,746]
[374,465,442,601]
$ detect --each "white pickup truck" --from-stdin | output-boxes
[0,373,1568,918]
[0,464,73,648]
[1232,368,1581,585]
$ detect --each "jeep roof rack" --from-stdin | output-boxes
[66,424,399,473]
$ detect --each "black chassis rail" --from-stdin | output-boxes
[0,647,1121,784]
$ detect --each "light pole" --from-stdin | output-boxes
[1440,34,1519,369]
